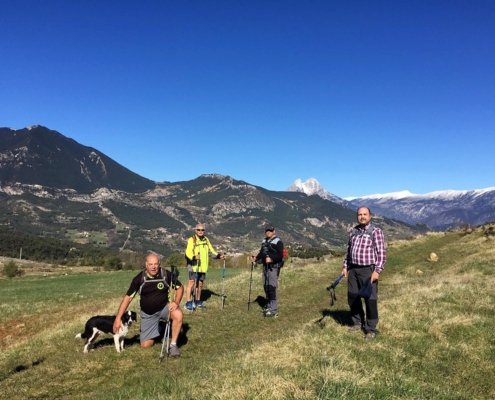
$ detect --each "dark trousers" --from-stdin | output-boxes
[347,265,378,332]
[263,264,280,312]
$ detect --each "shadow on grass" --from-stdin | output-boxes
[201,288,230,309]
[157,321,190,348]
[178,322,190,348]
[1,358,45,382]
[244,295,267,312]
[202,289,221,301]
[314,309,353,329]
[254,295,268,310]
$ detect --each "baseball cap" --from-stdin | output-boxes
[264,224,275,232]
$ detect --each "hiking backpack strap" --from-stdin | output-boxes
[138,267,170,296]
[185,235,199,265]
[346,224,377,266]
[351,224,377,248]
[266,236,284,266]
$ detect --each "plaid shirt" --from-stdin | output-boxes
[342,224,387,273]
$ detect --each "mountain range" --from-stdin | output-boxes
[0,126,422,255]
[345,188,495,230]
[288,178,495,230]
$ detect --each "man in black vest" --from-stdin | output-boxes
[113,253,184,356]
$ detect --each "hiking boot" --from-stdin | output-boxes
[264,310,278,318]
[185,301,195,311]
[348,325,362,333]
[168,344,180,357]
[364,332,376,341]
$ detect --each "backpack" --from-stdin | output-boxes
[274,238,288,267]
[280,246,288,267]
[282,246,288,260]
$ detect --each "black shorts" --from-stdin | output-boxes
[188,270,206,282]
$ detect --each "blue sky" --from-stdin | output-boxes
[1,0,494,198]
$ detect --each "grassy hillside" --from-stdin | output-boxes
[0,226,494,399]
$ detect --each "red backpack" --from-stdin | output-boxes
[280,246,288,267]
[282,247,288,259]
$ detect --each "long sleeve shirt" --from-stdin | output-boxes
[342,224,387,273]
[185,235,218,273]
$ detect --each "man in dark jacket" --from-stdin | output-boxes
[252,225,284,318]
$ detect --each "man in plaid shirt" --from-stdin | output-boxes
[342,207,387,340]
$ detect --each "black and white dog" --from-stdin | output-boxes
[76,310,137,353]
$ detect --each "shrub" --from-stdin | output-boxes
[3,260,24,278]
[163,251,185,269]
[122,262,136,270]
[103,256,123,271]
[484,226,495,238]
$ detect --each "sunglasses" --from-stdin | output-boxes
[196,229,205,232]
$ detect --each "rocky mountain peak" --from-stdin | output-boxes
[0,126,155,193]
[288,178,343,204]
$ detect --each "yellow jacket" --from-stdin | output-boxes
[185,235,218,273]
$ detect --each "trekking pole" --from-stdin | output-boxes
[188,263,196,311]
[159,316,171,362]
[326,274,344,307]
[159,266,178,362]
[220,258,227,310]
[194,263,201,310]
[247,261,254,311]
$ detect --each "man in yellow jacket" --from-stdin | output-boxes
[185,223,224,310]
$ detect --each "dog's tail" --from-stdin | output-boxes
[75,333,83,339]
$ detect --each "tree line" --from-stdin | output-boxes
[0,227,141,269]
[0,227,337,274]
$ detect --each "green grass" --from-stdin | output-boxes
[0,228,494,399]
